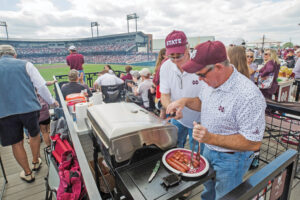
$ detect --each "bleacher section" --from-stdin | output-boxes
[0,32,155,64]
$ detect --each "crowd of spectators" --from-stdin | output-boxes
[15,41,136,56]
[12,40,156,64]
[23,53,155,64]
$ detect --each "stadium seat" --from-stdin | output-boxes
[101,84,124,103]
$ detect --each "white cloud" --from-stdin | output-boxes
[0,0,299,45]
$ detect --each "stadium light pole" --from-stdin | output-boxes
[127,13,139,33]
[91,22,99,38]
[0,21,8,39]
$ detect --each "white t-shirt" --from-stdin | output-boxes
[26,62,55,105]
[198,67,266,152]
[160,59,203,128]
[95,73,124,86]
[137,79,153,108]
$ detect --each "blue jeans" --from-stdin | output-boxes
[78,70,86,82]
[170,119,199,151]
[201,146,254,200]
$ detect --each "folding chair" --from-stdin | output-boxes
[0,154,8,200]
[44,147,59,200]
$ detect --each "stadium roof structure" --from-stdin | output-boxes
[247,37,282,48]
[0,31,148,43]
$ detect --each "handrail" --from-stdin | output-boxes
[220,149,298,200]
[266,99,300,116]
[53,76,102,200]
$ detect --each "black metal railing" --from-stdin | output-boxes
[220,149,298,200]
[259,100,300,187]
[55,70,125,89]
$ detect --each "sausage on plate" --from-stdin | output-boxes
[166,158,186,172]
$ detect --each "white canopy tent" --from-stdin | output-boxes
[247,37,282,48]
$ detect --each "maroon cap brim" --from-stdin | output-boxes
[166,45,186,56]
[182,59,206,73]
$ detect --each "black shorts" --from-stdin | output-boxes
[39,117,50,125]
[0,111,40,146]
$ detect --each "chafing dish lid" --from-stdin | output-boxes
[87,102,167,140]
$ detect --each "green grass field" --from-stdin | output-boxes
[37,63,152,95]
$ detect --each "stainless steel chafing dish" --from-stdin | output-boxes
[87,102,177,165]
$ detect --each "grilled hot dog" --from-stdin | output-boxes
[169,157,190,172]
[166,158,186,172]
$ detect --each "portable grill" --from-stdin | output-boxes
[87,102,215,199]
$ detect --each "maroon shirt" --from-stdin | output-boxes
[66,52,84,70]
[121,73,132,81]
[259,60,280,99]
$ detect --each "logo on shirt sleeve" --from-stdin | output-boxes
[253,128,259,135]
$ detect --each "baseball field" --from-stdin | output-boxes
[36,63,150,95]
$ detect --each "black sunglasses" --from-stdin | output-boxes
[247,55,253,58]
[168,54,184,61]
[195,66,214,78]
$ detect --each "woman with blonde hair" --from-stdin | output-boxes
[154,48,166,75]
[227,46,250,78]
[246,50,258,82]
[258,49,280,99]
[153,48,167,118]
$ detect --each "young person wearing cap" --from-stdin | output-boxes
[128,68,153,109]
[66,45,85,81]
[0,45,59,183]
[166,41,266,199]
[160,30,203,152]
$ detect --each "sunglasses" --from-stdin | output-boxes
[168,54,184,61]
[264,53,270,56]
[195,66,214,78]
[247,55,253,58]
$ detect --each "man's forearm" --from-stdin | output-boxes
[161,94,171,109]
[184,97,201,112]
[208,133,261,151]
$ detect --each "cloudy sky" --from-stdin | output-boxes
[0,0,299,45]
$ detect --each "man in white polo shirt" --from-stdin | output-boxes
[160,30,203,151]
[94,69,124,88]
[166,41,266,199]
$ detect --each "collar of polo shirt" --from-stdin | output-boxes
[214,65,237,92]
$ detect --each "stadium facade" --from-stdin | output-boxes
[0,32,155,65]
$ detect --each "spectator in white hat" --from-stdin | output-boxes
[66,45,85,81]
[128,68,153,109]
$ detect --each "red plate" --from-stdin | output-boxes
[162,148,209,177]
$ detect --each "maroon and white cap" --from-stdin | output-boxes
[182,41,227,73]
[165,30,188,56]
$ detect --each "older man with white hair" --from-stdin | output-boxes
[293,48,300,79]
[0,45,58,183]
